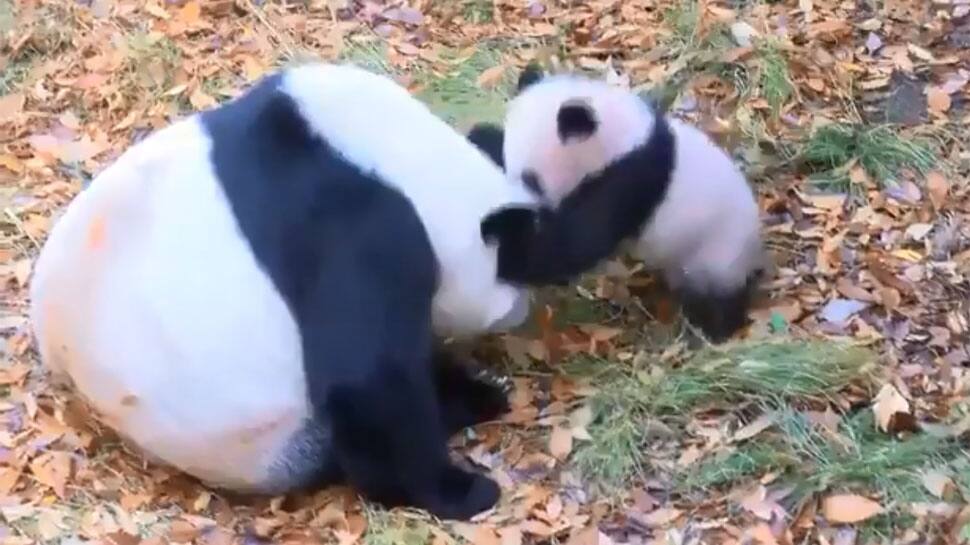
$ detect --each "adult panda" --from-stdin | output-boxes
[29,62,542,520]
[472,65,765,342]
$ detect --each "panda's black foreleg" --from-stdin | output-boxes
[431,347,511,435]
[301,284,499,520]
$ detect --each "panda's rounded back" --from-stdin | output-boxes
[28,115,313,492]
[280,64,536,336]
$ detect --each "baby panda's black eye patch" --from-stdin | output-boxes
[521,170,545,197]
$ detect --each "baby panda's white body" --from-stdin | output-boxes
[473,67,763,341]
[633,117,762,298]
[30,62,538,519]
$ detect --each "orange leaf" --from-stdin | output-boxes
[0,93,25,122]
[927,87,951,113]
[178,1,201,24]
[926,171,949,210]
[549,425,573,459]
[822,494,883,523]
[28,451,72,498]
[477,65,506,89]
[455,524,501,545]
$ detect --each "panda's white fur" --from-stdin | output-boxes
[477,69,763,340]
[29,63,538,496]
[283,65,536,337]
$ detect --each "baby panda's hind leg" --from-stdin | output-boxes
[432,347,511,436]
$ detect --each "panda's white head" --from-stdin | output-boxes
[480,65,765,342]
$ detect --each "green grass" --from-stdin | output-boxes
[756,40,793,115]
[339,37,401,77]
[416,45,514,130]
[685,407,968,538]
[338,33,512,130]
[362,504,435,545]
[566,339,877,492]
[800,124,938,190]
[462,0,493,24]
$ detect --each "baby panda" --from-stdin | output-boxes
[470,65,764,342]
[29,62,542,520]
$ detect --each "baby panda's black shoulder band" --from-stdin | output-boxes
[481,107,677,287]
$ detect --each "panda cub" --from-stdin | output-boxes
[29,63,541,520]
[472,65,765,342]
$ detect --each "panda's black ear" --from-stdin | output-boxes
[516,63,545,94]
[557,99,598,144]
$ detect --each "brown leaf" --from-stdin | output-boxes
[822,494,883,523]
[926,171,949,210]
[927,87,951,113]
[477,65,507,89]
[169,520,200,542]
[872,383,910,433]
[178,1,201,24]
[549,426,573,459]
[498,526,522,545]
[637,507,682,527]
[28,451,72,498]
[455,524,501,545]
[748,523,779,545]
[0,93,25,122]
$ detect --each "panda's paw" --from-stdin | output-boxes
[480,206,538,245]
[426,468,500,520]
[438,363,511,434]
[472,366,513,395]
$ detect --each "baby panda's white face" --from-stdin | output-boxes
[501,74,657,206]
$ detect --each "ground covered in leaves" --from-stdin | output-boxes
[1,0,969,544]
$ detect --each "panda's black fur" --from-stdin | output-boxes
[29,63,541,521]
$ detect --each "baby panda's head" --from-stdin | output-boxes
[500,66,659,207]
[472,64,766,343]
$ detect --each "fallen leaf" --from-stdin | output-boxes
[454,524,501,545]
[498,526,522,545]
[549,426,573,459]
[178,1,201,24]
[872,383,910,433]
[820,298,869,324]
[29,451,72,498]
[748,523,779,545]
[477,65,506,89]
[926,171,949,210]
[0,93,25,122]
[921,469,953,498]
[927,87,951,113]
[822,494,883,523]
[638,507,682,527]
[733,414,775,442]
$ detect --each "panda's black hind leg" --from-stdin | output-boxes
[432,347,511,435]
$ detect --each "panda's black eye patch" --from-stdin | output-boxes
[521,170,545,197]
[557,100,598,144]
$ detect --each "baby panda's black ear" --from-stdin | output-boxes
[557,98,597,144]
[516,62,545,94]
